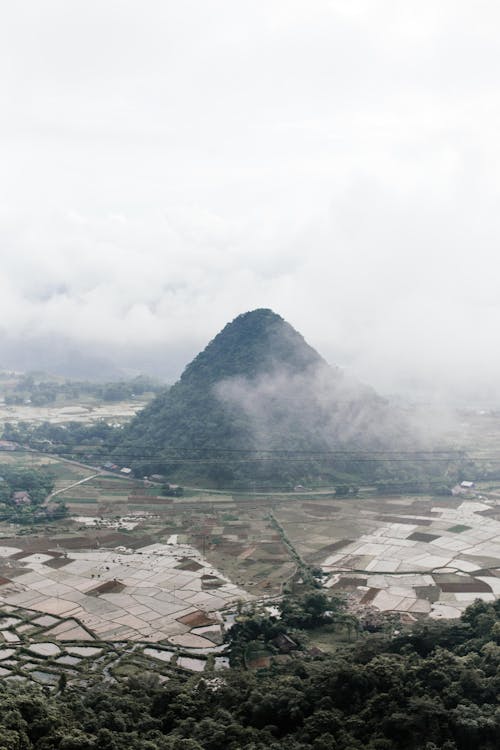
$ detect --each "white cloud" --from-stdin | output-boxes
[1,1,500,399]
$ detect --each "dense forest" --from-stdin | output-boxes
[0,599,498,749]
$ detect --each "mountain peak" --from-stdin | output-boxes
[118,309,409,489]
[180,309,324,386]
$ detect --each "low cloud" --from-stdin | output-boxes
[1,2,500,401]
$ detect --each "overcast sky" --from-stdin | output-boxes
[2,1,500,399]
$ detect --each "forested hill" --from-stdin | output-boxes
[179,308,325,385]
[115,310,418,488]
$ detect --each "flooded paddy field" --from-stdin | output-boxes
[0,432,500,684]
[0,600,230,688]
[42,465,298,594]
[3,445,500,617]
[273,492,500,621]
[0,540,249,642]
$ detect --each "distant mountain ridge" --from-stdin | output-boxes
[117,309,412,488]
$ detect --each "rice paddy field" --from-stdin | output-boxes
[1,448,500,626]
[0,402,499,683]
[0,399,147,426]
[0,602,228,688]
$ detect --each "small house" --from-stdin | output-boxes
[271,633,298,654]
[12,491,32,506]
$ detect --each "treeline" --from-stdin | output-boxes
[0,599,499,748]
[2,420,122,459]
[0,466,67,524]
[3,373,165,406]
[226,591,353,667]
[0,466,55,504]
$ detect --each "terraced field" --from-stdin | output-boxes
[0,541,250,641]
[0,602,229,689]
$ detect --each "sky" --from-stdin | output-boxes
[1,0,500,400]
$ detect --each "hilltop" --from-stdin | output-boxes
[116,309,414,488]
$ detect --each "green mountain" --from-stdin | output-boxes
[115,309,419,488]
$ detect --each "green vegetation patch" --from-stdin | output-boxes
[407,531,440,543]
[447,524,472,533]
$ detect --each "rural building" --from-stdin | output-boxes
[460,480,475,489]
[271,633,298,654]
[12,491,32,506]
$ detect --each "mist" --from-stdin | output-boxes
[214,361,410,450]
[2,1,500,404]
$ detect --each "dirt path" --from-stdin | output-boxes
[48,472,102,500]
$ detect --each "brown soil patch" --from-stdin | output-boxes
[1,566,30,578]
[0,537,55,553]
[380,516,433,526]
[201,575,223,589]
[410,502,442,515]
[175,558,203,572]
[98,533,152,548]
[478,508,500,518]
[407,532,440,543]
[360,588,380,604]
[318,540,354,555]
[44,558,72,569]
[88,579,126,596]
[438,580,492,593]
[177,610,216,627]
[474,568,500,577]
[302,503,340,515]
[371,501,442,515]
[48,536,92,549]
[9,551,36,560]
[331,577,367,590]
[0,576,11,585]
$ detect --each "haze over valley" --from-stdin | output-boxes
[2,2,500,748]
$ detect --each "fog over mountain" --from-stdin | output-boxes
[2,2,500,402]
[116,309,455,489]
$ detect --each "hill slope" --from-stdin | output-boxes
[116,309,413,488]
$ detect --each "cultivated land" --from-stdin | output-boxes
[0,399,146,426]
[0,542,249,642]
[2,451,500,626]
[0,402,500,682]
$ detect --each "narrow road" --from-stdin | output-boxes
[48,472,102,500]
